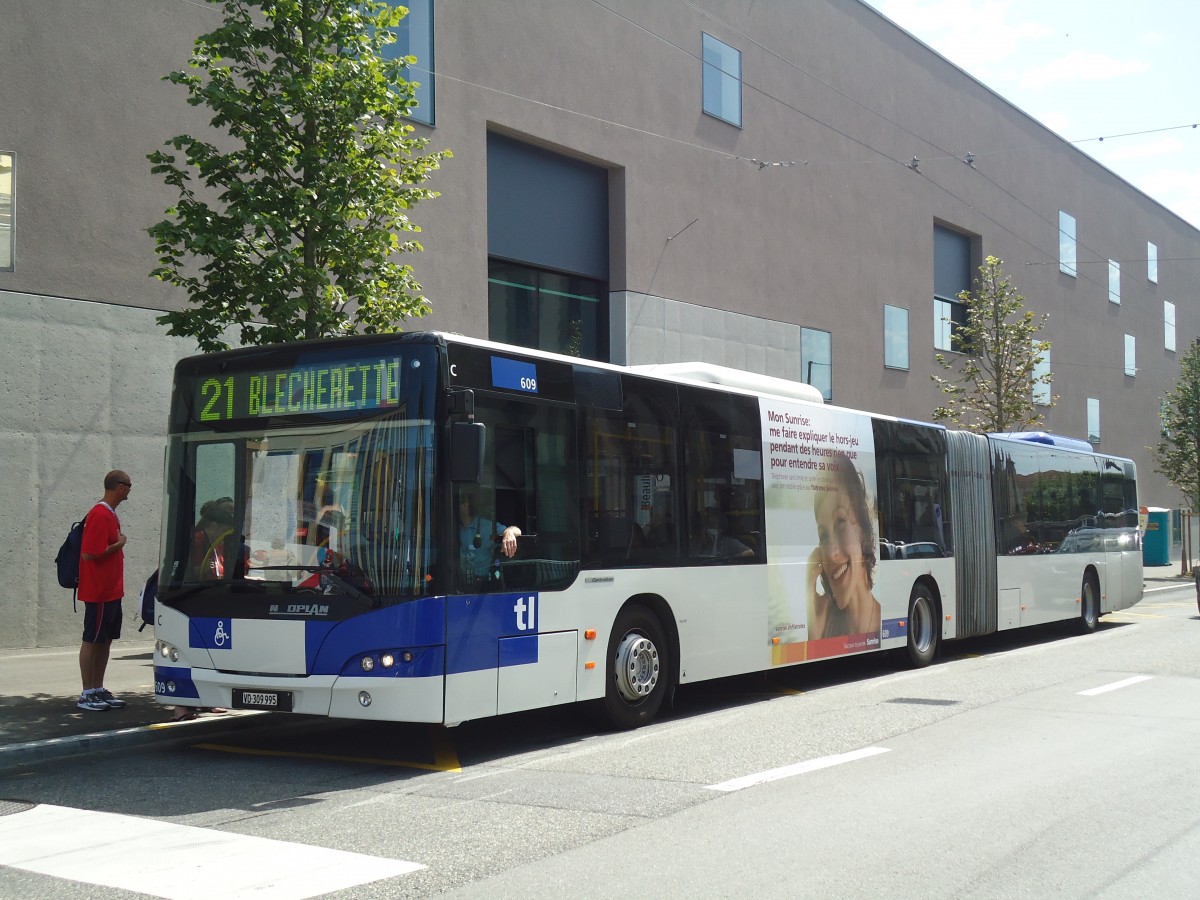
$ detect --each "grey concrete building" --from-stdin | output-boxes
[3,0,1197,647]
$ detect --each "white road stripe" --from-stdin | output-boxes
[0,804,423,900]
[1077,675,1154,696]
[707,746,891,792]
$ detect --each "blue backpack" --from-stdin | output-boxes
[54,514,87,610]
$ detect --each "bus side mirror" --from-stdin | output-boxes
[450,422,486,483]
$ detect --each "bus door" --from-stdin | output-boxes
[445,390,581,720]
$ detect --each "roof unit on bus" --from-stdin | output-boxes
[994,431,1094,453]
[628,361,825,405]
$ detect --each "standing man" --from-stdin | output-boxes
[76,470,132,711]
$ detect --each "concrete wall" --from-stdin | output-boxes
[0,293,201,648]
[616,291,805,377]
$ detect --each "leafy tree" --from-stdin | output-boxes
[148,0,450,352]
[1150,340,1200,509]
[931,255,1055,432]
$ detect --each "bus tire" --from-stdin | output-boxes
[1078,573,1100,633]
[906,583,939,668]
[601,606,669,730]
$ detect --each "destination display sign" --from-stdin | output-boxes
[187,356,403,423]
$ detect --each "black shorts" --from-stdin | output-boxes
[82,599,123,643]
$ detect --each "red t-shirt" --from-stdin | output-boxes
[79,502,124,602]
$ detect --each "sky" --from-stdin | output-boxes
[863,0,1200,228]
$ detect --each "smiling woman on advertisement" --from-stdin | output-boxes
[809,452,882,642]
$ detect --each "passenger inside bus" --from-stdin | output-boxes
[690,507,754,560]
[188,497,247,581]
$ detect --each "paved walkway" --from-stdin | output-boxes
[0,639,271,774]
[0,565,1192,774]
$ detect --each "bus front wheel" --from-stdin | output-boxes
[601,606,669,730]
[906,583,939,668]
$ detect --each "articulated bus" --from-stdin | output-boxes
[154,332,1142,728]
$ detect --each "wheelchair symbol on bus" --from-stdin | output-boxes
[212,619,231,648]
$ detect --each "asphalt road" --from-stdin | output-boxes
[1,585,1197,899]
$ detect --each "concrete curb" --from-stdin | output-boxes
[0,711,283,776]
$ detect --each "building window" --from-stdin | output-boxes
[1124,334,1136,377]
[1147,241,1158,283]
[1087,398,1100,444]
[1058,211,1076,277]
[383,0,434,126]
[702,33,741,127]
[1165,300,1176,352]
[1032,348,1051,406]
[488,259,605,360]
[883,305,909,370]
[801,327,832,401]
[0,152,12,271]
[934,225,972,352]
[1108,259,1120,304]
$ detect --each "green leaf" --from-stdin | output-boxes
[148,0,448,350]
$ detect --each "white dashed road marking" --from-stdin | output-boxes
[1077,675,1153,696]
[707,746,891,792]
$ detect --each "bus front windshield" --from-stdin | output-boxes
[161,411,435,606]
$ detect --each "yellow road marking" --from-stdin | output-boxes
[192,725,462,772]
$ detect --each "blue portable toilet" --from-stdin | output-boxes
[1141,507,1170,566]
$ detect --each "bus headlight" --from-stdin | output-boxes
[156,641,180,663]
[380,653,395,668]
[360,656,375,672]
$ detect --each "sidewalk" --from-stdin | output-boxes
[0,638,273,775]
[1,567,1192,774]
[1143,562,1195,583]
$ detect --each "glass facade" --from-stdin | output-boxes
[884,305,909,370]
[488,260,605,361]
[934,225,972,352]
[801,327,832,401]
[1058,211,1076,277]
[702,33,741,127]
[0,152,11,270]
[383,0,434,125]
[1032,348,1051,406]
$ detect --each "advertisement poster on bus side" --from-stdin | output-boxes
[761,400,881,664]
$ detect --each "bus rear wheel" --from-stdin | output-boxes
[906,583,939,668]
[1078,573,1100,633]
[601,606,669,730]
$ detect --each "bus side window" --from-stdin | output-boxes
[581,380,679,567]
[680,386,764,564]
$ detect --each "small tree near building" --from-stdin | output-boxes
[931,255,1056,433]
[1150,340,1200,510]
[148,0,450,352]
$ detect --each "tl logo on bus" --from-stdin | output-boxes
[514,595,536,631]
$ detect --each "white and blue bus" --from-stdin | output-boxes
[154,332,1142,728]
